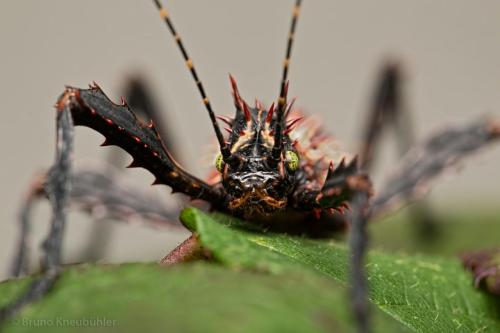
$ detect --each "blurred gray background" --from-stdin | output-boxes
[1,0,500,280]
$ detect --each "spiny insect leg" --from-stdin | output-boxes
[81,76,183,262]
[122,76,179,156]
[370,118,500,217]
[57,84,225,206]
[1,106,73,323]
[293,157,372,212]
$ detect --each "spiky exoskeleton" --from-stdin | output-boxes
[4,1,500,330]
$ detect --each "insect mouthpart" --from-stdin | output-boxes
[225,171,287,218]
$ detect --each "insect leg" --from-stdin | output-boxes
[10,173,45,277]
[69,163,181,229]
[370,118,500,217]
[293,158,373,333]
[1,106,73,322]
[11,162,183,277]
[122,76,178,155]
[349,191,371,333]
[81,76,183,262]
[292,157,372,212]
[56,84,225,205]
[360,62,440,240]
[359,62,406,169]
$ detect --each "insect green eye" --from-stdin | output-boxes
[215,153,225,173]
[285,151,299,171]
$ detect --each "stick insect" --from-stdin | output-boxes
[2,1,500,332]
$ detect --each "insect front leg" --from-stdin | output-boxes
[292,157,372,213]
[13,74,185,274]
[2,83,227,322]
[58,84,224,204]
[122,76,179,155]
[81,76,184,262]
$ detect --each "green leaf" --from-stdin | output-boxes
[181,207,500,333]
[0,263,404,333]
[371,208,500,256]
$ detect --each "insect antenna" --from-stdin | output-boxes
[152,0,231,160]
[271,0,303,163]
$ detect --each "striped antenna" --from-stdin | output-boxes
[152,0,231,160]
[272,0,303,162]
